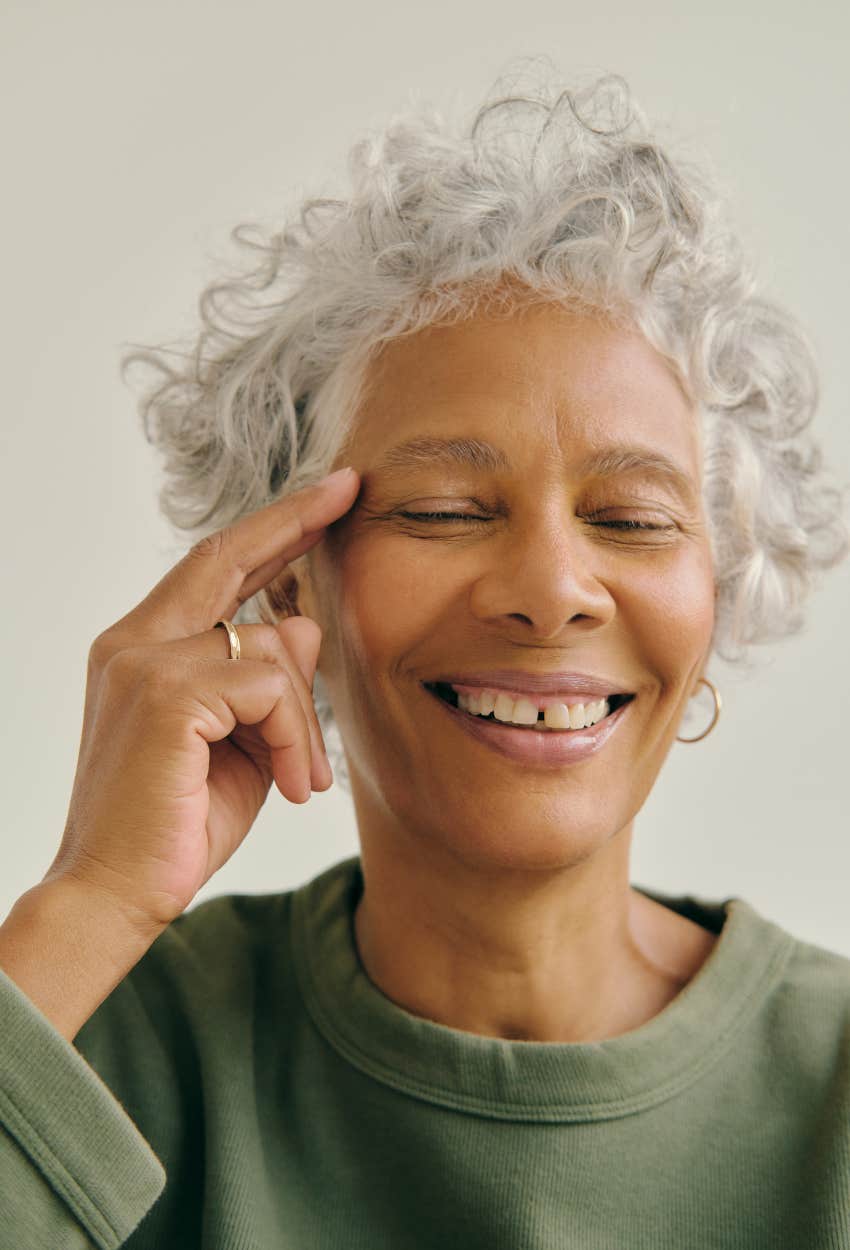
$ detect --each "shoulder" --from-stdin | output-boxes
[644,883,850,1072]
[726,898,850,1036]
[770,927,850,1034]
[737,916,850,1110]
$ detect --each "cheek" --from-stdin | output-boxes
[623,547,715,665]
[334,538,458,668]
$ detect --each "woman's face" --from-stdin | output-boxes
[297,298,715,871]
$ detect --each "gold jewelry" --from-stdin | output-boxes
[675,676,721,743]
[215,618,242,661]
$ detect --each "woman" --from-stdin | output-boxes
[2,67,849,1249]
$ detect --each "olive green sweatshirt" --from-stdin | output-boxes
[2,855,849,1249]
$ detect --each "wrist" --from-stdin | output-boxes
[0,877,166,1042]
[36,870,170,949]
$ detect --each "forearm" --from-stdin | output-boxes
[0,879,164,1043]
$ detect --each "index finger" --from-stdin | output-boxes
[127,467,360,642]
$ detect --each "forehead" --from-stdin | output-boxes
[349,300,700,479]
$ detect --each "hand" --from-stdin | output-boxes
[43,467,360,938]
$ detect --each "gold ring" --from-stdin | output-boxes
[215,618,241,661]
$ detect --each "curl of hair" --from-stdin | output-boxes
[120,58,850,789]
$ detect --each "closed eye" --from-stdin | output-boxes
[398,511,490,522]
[589,519,675,532]
[398,511,673,532]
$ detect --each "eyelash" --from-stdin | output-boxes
[397,511,673,532]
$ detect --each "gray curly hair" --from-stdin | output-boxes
[121,60,850,792]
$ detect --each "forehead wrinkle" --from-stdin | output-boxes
[371,436,510,475]
[368,435,697,506]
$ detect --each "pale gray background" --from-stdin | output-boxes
[2,0,848,951]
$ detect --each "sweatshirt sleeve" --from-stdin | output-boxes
[0,967,165,1250]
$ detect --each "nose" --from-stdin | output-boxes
[467,506,616,641]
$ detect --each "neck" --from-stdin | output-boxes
[351,820,701,1045]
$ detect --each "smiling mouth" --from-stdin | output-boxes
[423,681,634,728]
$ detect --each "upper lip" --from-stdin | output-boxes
[423,670,633,698]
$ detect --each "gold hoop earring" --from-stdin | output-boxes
[675,676,722,743]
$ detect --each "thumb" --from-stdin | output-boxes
[276,615,322,688]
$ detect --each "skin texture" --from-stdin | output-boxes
[289,295,720,1043]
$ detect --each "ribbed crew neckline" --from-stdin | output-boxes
[291,856,794,1124]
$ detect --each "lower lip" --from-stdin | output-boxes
[423,687,633,767]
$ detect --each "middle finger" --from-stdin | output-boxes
[163,620,332,790]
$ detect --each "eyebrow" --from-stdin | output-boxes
[370,436,697,504]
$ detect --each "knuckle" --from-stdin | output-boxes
[101,643,172,699]
[188,525,255,587]
[88,629,120,671]
[188,528,227,563]
[99,644,143,690]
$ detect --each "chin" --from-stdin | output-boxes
[415,785,620,875]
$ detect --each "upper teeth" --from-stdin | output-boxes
[456,688,610,730]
